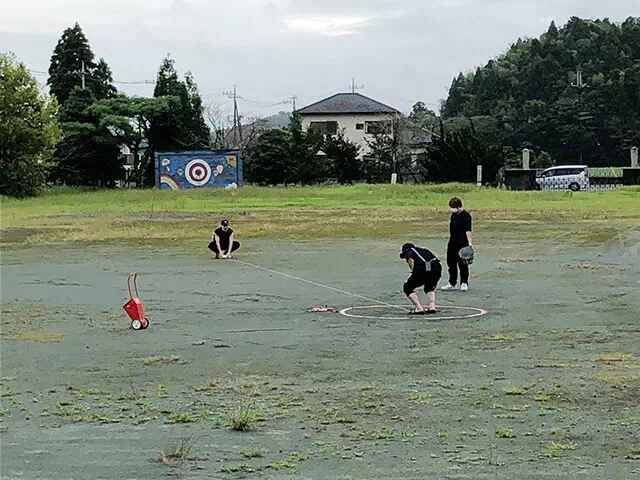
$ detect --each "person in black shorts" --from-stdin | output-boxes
[208,219,240,259]
[400,242,442,315]
[441,196,473,292]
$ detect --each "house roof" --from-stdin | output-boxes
[296,93,400,115]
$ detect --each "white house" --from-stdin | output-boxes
[296,93,400,159]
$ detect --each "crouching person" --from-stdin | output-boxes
[208,219,240,259]
[400,242,442,314]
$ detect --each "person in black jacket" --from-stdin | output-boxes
[441,197,473,291]
[208,219,240,259]
[400,243,442,314]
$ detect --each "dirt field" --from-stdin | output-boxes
[1,230,640,478]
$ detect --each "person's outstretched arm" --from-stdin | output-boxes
[215,233,222,254]
[228,232,235,257]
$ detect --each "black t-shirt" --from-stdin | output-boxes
[214,227,233,247]
[405,246,438,272]
[449,210,472,246]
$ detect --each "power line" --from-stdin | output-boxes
[113,79,156,85]
[28,68,155,86]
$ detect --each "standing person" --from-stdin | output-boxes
[208,219,240,259]
[441,196,473,291]
[400,243,442,314]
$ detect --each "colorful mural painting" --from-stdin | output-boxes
[155,150,243,190]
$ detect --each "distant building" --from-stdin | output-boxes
[296,93,400,158]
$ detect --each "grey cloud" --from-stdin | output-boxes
[1,0,637,117]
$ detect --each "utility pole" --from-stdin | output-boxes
[223,85,242,148]
[81,60,86,89]
[350,77,364,93]
[571,69,589,163]
[290,95,297,112]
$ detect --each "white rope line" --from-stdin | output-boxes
[232,258,407,311]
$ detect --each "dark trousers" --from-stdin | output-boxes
[403,262,442,295]
[447,243,469,285]
[208,241,240,256]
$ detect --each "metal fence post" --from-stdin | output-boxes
[522,149,530,170]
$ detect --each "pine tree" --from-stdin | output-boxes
[51,88,123,186]
[287,112,325,184]
[148,57,184,154]
[440,16,640,166]
[184,72,210,148]
[441,73,468,119]
[47,23,116,105]
[324,131,361,184]
[148,56,210,155]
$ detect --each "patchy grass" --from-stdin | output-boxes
[221,463,255,473]
[598,375,640,386]
[193,380,217,392]
[241,449,264,459]
[529,362,577,369]
[593,353,634,363]
[2,185,638,246]
[409,392,433,404]
[625,446,640,461]
[307,407,354,425]
[269,459,298,473]
[503,386,526,395]
[361,428,394,440]
[541,441,577,458]
[164,410,199,423]
[495,427,516,438]
[228,404,263,431]
[482,333,516,342]
[152,436,194,465]
[142,355,186,366]
[269,452,306,474]
[14,331,64,343]
[0,304,71,339]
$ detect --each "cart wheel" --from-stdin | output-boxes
[131,319,143,330]
[142,317,150,329]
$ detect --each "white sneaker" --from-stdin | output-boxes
[461,283,469,292]
[441,283,456,291]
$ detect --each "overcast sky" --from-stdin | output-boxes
[1,0,637,120]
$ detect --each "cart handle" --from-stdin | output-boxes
[127,273,139,299]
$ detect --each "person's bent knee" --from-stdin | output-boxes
[403,282,414,296]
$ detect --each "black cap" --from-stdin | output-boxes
[399,242,414,259]
[221,219,229,227]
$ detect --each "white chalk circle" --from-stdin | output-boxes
[339,304,488,321]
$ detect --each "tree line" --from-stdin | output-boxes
[1,23,210,197]
[2,16,639,197]
[441,16,640,167]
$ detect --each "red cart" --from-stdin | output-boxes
[123,273,149,330]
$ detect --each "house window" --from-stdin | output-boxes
[309,121,338,135]
[355,123,364,130]
[365,120,391,135]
